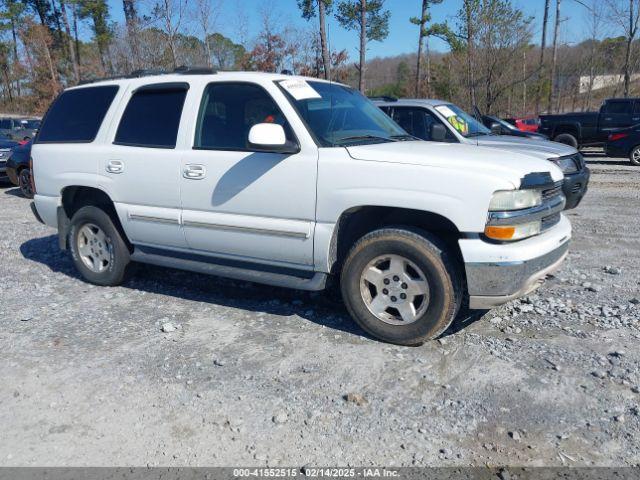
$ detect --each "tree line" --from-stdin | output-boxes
[1,0,640,117]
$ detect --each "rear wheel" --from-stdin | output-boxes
[18,168,34,199]
[630,145,640,166]
[68,206,132,286]
[554,133,578,148]
[340,227,462,346]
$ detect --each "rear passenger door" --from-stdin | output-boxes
[179,81,318,267]
[100,82,189,249]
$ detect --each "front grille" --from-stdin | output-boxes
[571,183,582,193]
[541,212,561,231]
[542,181,563,201]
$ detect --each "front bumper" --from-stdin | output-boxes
[460,214,571,309]
[563,167,590,210]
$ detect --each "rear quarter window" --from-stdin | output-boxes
[36,85,119,143]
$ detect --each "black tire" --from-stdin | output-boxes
[68,206,132,286]
[18,168,34,199]
[553,133,579,148]
[340,227,463,346]
[629,145,640,166]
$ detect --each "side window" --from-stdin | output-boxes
[604,101,631,114]
[114,83,188,148]
[36,86,119,143]
[392,108,427,139]
[393,107,455,142]
[633,101,640,115]
[0,119,11,129]
[195,82,294,151]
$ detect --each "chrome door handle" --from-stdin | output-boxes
[106,160,124,174]
[183,164,206,179]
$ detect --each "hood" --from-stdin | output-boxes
[471,134,577,160]
[346,141,564,187]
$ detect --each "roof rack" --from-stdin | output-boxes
[368,96,398,102]
[77,65,217,85]
[173,65,217,75]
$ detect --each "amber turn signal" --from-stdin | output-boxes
[485,225,516,240]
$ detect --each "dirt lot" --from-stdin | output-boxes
[0,156,639,467]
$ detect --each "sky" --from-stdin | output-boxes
[103,0,595,60]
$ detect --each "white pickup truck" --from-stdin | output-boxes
[31,70,570,345]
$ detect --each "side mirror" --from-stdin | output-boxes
[248,123,299,154]
[490,122,503,135]
[431,123,447,142]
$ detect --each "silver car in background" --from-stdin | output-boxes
[374,98,590,209]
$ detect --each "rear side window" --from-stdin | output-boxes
[114,83,188,149]
[37,86,119,143]
[604,101,631,114]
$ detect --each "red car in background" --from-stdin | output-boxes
[513,116,540,133]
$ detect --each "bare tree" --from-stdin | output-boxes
[153,0,188,69]
[58,0,80,82]
[336,0,390,93]
[194,0,222,68]
[298,1,333,80]
[606,0,640,97]
[547,0,561,113]
[534,0,550,114]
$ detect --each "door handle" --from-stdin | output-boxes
[106,160,124,174]
[183,164,206,179]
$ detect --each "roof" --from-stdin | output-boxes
[69,70,341,91]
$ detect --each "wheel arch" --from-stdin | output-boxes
[59,185,131,250]
[326,205,464,275]
[552,123,581,139]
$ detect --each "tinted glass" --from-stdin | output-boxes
[195,83,294,150]
[605,101,631,114]
[0,119,11,129]
[280,81,407,147]
[37,86,119,143]
[393,108,456,142]
[115,87,187,148]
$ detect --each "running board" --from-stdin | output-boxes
[131,246,328,291]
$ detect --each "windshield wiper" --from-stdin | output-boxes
[466,131,490,138]
[336,134,396,145]
[390,134,418,141]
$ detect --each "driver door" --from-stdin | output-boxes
[179,81,318,267]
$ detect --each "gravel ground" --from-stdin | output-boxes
[1,156,639,467]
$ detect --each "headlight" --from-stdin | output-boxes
[485,220,542,241]
[553,156,578,174]
[489,189,542,211]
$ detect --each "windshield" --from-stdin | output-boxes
[278,80,408,147]
[433,104,491,138]
[23,120,40,129]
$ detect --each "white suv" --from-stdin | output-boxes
[31,70,570,345]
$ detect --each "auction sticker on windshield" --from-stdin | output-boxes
[280,79,322,100]
[435,105,469,135]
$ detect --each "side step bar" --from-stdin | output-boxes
[131,246,328,291]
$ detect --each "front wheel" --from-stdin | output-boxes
[340,228,462,346]
[630,145,640,166]
[68,206,132,286]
